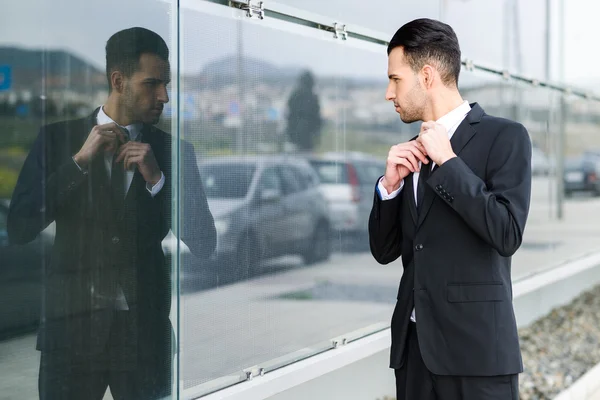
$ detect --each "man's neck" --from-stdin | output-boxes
[103,97,134,126]
[426,90,465,121]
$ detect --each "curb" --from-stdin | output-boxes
[554,362,600,400]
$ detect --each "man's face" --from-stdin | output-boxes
[385,47,427,124]
[121,53,170,125]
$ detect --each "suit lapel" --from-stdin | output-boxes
[79,109,112,217]
[416,103,482,229]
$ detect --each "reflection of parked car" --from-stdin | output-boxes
[564,156,600,196]
[198,156,331,272]
[532,147,551,176]
[0,201,52,339]
[306,152,385,238]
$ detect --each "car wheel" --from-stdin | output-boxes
[303,221,331,265]
[235,232,261,279]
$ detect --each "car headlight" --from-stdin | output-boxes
[214,219,230,236]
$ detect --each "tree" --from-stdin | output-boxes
[286,71,322,151]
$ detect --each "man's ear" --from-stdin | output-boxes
[421,65,435,89]
[110,71,125,93]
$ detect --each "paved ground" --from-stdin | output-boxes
[1,177,600,399]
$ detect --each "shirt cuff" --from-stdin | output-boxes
[377,177,403,200]
[146,171,165,197]
[72,156,88,175]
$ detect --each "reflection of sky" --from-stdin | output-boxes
[0,0,598,87]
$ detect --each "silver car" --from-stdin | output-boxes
[198,156,331,278]
[307,152,385,240]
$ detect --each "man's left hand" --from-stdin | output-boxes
[115,142,162,185]
[416,121,457,166]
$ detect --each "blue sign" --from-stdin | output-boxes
[0,65,12,91]
[228,101,239,116]
[266,107,280,121]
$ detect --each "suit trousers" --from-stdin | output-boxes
[38,311,172,400]
[395,322,519,400]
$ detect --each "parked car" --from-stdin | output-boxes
[564,156,600,196]
[0,199,195,338]
[0,201,51,339]
[198,156,331,276]
[532,146,551,176]
[306,152,385,239]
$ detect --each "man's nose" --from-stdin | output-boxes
[158,85,169,104]
[385,83,395,101]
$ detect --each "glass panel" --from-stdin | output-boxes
[0,1,179,399]
[272,0,441,36]
[445,0,548,78]
[178,4,400,396]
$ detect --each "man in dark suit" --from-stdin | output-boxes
[7,27,216,399]
[369,19,531,400]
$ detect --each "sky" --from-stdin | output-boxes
[0,0,597,89]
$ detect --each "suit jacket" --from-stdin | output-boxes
[369,103,532,376]
[7,108,216,355]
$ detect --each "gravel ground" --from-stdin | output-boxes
[519,283,600,399]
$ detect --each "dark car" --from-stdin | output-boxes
[564,156,600,196]
[0,201,53,339]
[198,156,331,277]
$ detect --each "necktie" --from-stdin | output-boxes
[110,127,130,207]
[416,157,432,212]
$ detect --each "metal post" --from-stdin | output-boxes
[236,18,245,154]
[557,94,566,220]
[545,0,554,218]
[556,0,565,220]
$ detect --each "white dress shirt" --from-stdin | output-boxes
[377,101,471,322]
[72,107,167,310]
[97,107,165,197]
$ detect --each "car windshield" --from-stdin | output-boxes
[199,164,256,199]
[565,158,584,169]
[309,160,348,184]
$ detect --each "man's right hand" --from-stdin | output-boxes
[73,123,127,169]
[382,140,429,193]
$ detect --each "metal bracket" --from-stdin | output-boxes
[464,59,474,72]
[240,1,265,19]
[333,22,348,40]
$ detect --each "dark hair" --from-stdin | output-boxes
[387,18,461,87]
[105,27,169,92]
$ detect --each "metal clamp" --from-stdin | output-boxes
[245,371,253,381]
[241,0,265,19]
[333,22,348,40]
[464,59,474,72]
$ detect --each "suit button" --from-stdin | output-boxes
[112,236,120,244]
[415,244,423,251]
[436,185,443,190]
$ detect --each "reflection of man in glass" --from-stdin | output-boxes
[7,27,216,399]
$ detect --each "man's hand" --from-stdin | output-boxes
[416,121,456,166]
[382,141,429,193]
[115,142,162,185]
[73,123,127,169]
